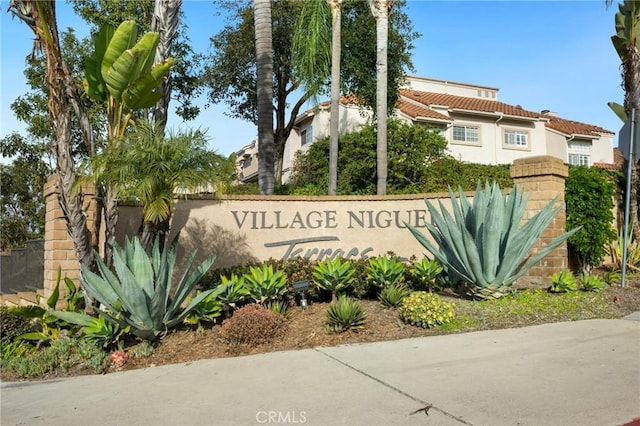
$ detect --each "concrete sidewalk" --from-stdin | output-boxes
[1,318,639,426]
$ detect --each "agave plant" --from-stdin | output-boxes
[243,264,288,305]
[366,256,405,288]
[407,182,579,300]
[325,297,366,333]
[74,235,216,340]
[313,257,355,301]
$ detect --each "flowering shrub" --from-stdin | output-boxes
[109,350,128,369]
[398,291,455,329]
[219,304,288,345]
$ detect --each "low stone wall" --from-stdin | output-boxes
[43,156,569,295]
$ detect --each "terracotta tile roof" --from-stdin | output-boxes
[543,114,614,136]
[397,99,451,121]
[399,89,540,119]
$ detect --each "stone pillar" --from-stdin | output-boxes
[43,175,97,302]
[510,156,569,288]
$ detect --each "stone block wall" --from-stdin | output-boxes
[43,176,97,302]
[510,156,569,288]
[42,155,572,295]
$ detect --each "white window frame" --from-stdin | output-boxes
[503,129,529,150]
[567,141,592,166]
[568,153,590,166]
[301,126,313,145]
[451,124,480,145]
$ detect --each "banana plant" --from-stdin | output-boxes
[407,182,579,300]
[84,20,174,140]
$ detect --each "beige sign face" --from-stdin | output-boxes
[118,196,450,268]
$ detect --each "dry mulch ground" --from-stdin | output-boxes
[124,283,640,372]
[2,283,639,382]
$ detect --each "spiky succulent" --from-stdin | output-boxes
[78,235,216,340]
[407,182,579,300]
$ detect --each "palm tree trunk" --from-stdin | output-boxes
[328,0,342,196]
[152,0,182,129]
[623,44,640,241]
[9,0,97,309]
[255,0,275,195]
[369,0,392,195]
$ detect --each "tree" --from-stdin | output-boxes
[341,0,418,116]
[291,0,339,195]
[328,0,343,196]
[91,120,234,248]
[611,0,640,241]
[8,0,97,309]
[202,0,417,184]
[83,19,174,261]
[0,134,53,250]
[368,0,393,195]
[151,0,183,128]
[71,0,202,121]
[566,166,617,273]
[254,0,275,194]
[290,120,449,194]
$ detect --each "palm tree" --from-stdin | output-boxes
[327,0,343,196]
[254,0,275,195]
[291,0,340,195]
[92,120,233,249]
[151,0,182,129]
[8,0,97,308]
[611,0,640,240]
[368,0,393,195]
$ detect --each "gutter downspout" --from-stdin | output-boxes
[494,114,504,164]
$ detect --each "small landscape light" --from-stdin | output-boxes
[292,280,310,310]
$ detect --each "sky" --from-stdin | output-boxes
[0,0,624,159]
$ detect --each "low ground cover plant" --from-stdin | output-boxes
[398,291,455,329]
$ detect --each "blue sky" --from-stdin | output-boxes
[0,1,624,158]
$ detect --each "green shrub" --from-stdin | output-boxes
[0,306,34,347]
[325,298,366,333]
[398,292,455,329]
[566,166,617,272]
[1,338,108,378]
[184,290,223,327]
[366,255,405,288]
[581,275,606,293]
[549,270,578,293]
[313,257,355,301]
[244,264,289,305]
[378,284,411,308]
[219,304,288,345]
[216,274,250,316]
[407,257,444,291]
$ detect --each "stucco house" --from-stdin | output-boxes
[236,76,615,183]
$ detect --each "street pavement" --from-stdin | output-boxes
[1,317,639,426]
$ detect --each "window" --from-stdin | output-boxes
[301,126,313,145]
[568,153,590,166]
[568,141,591,166]
[452,125,479,144]
[503,130,528,148]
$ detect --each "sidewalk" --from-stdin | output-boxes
[2,318,639,426]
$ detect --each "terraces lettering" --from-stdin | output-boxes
[230,209,427,230]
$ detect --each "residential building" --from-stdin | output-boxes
[237,76,615,183]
